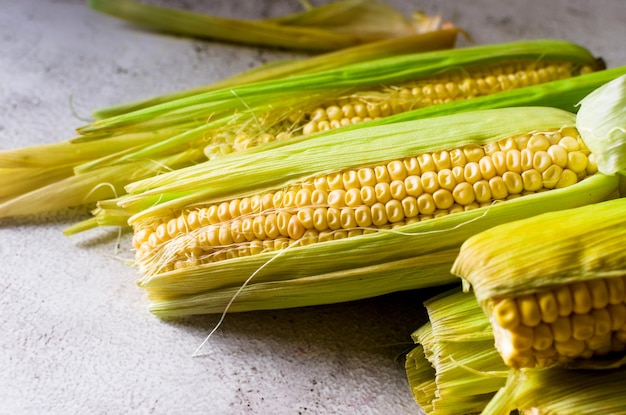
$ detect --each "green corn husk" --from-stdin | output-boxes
[88,0,448,53]
[576,74,626,175]
[406,288,509,415]
[481,366,626,415]
[91,28,462,120]
[103,103,625,317]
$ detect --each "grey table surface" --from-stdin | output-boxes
[1,1,625,414]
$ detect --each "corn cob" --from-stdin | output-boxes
[133,122,600,275]
[108,101,624,316]
[452,197,626,370]
[77,40,601,146]
[405,288,509,415]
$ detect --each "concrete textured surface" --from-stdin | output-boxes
[1,1,624,414]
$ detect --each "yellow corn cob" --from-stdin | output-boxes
[452,197,626,370]
[204,58,595,159]
[110,81,625,316]
[133,123,598,276]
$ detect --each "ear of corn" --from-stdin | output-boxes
[452,197,626,370]
[407,285,626,415]
[109,104,624,317]
[88,0,443,52]
[406,288,509,415]
[73,53,610,177]
[77,39,601,140]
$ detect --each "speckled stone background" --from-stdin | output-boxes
[1,1,625,414]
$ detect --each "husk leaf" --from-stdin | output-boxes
[481,366,626,415]
[453,197,626,304]
[145,249,459,316]
[576,74,626,174]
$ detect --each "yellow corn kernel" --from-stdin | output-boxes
[554,338,586,358]
[571,282,593,314]
[608,303,626,331]
[571,313,595,341]
[536,291,558,323]
[550,316,572,343]
[518,294,542,327]
[491,297,521,330]
[532,323,554,351]
[606,276,626,305]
